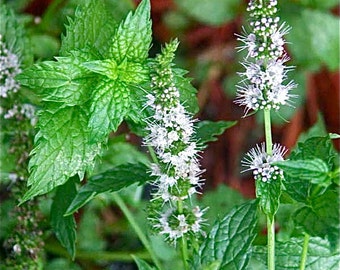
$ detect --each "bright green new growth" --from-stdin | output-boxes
[17,0,152,202]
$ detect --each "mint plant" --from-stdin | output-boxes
[1,0,339,269]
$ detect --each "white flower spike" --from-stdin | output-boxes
[242,143,287,182]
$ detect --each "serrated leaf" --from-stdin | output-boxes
[192,200,258,270]
[65,162,155,215]
[284,135,337,202]
[51,177,77,259]
[0,4,32,66]
[88,79,130,142]
[17,56,97,106]
[133,256,156,270]
[294,190,339,248]
[200,185,245,228]
[21,106,101,202]
[60,0,116,57]
[276,159,330,187]
[194,120,237,148]
[256,177,282,220]
[253,237,340,270]
[83,59,149,83]
[109,0,152,62]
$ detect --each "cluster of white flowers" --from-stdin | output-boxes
[235,0,296,114]
[3,104,37,126]
[144,41,205,242]
[242,143,286,182]
[0,35,36,125]
[0,34,21,98]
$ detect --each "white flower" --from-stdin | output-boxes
[0,35,21,99]
[242,143,287,182]
[235,0,296,114]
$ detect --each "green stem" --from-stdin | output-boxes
[112,193,163,270]
[267,216,275,270]
[299,233,310,270]
[264,109,273,155]
[264,109,275,270]
[177,200,189,270]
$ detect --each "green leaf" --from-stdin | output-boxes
[173,68,199,114]
[194,120,237,148]
[83,59,149,83]
[133,256,156,270]
[174,0,241,26]
[283,135,338,202]
[276,159,331,187]
[192,200,258,270]
[294,190,339,248]
[255,177,282,220]
[17,56,97,106]
[65,162,155,215]
[93,140,150,174]
[21,106,101,202]
[285,7,340,71]
[0,4,32,66]
[109,0,152,62]
[60,0,116,57]
[50,177,77,259]
[253,237,340,270]
[200,185,245,228]
[88,79,130,142]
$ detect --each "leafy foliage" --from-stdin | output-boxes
[50,177,77,259]
[194,120,237,148]
[284,5,340,71]
[253,237,340,270]
[192,200,258,270]
[255,178,282,221]
[65,162,155,215]
[17,0,153,201]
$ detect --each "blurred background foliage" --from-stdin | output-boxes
[0,0,339,269]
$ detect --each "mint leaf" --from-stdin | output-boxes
[253,237,340,270]
[283,135,337,202]
[200,185,245,229]
[109,0,151,62]
[21,106,101,202]
[133,256,156,270]
[50,177,77,259]
[88,79,130,142]
[83,59,149,83]
[192,200,258,270]
[276,159,331,187]
[195,120,237,148]
[256,178,282,220]
[60,0,116,57]
[294,190,339,248]
[65,162,155,215]
[17,56,97,106]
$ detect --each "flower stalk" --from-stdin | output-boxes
[235,1,297,269]
[144,40,206,268]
